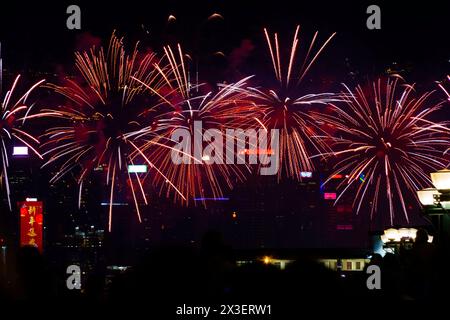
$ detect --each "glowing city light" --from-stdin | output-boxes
[13,146,29,156]
[127,165,148,173]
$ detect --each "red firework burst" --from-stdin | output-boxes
[314,76,450,225]
[245,25,339,180]
[0,75,44,209]
[133,44,257,206]
[38,33,177,231]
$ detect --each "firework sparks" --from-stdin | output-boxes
[133,44,256,206]
[314,76,450,225]
[437,75,450,102]
[0,75,44,209]
[247,26,339,179]
[39,33,180,231]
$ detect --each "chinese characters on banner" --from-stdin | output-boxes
[19,201,43,252]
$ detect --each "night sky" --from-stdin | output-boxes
[0,0,449,238]
[0,0,448,89]
[2,2,450,309]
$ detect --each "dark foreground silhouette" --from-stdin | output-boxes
[2,229,450,313]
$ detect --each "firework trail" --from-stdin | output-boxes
[0,75,44,209]
[245,25,339,180]
[437,75,450,102]
[38,33,183,231]
[133,44,257,206]
[314,76,450,225]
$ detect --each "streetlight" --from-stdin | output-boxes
[417,169,450,240]
[417,188,440,206]
[430,169,450,191]
[430,169,450,209]
[381,227,433,253]
[381,228,433,244]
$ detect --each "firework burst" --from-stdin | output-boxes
[0,75,44,209]
[246,25,339,180]
[314,76,450,225]
[39,33,180,231]
[437,75,450,102]
[133,44,256,206]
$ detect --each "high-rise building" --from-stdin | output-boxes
[225,172,326,249]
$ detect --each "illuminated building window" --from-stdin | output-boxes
[300,171,313,178]
[324,192,336,200]
[336,224,353,231]
[127,164,148,173]
[331,261,336,270]
[13,146,29,156]
[336,205,352,213]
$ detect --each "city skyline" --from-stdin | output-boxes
[0,0,448,310]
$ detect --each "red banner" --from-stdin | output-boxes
[19,201,43,252]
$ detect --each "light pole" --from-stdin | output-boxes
[417,169,450,241]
